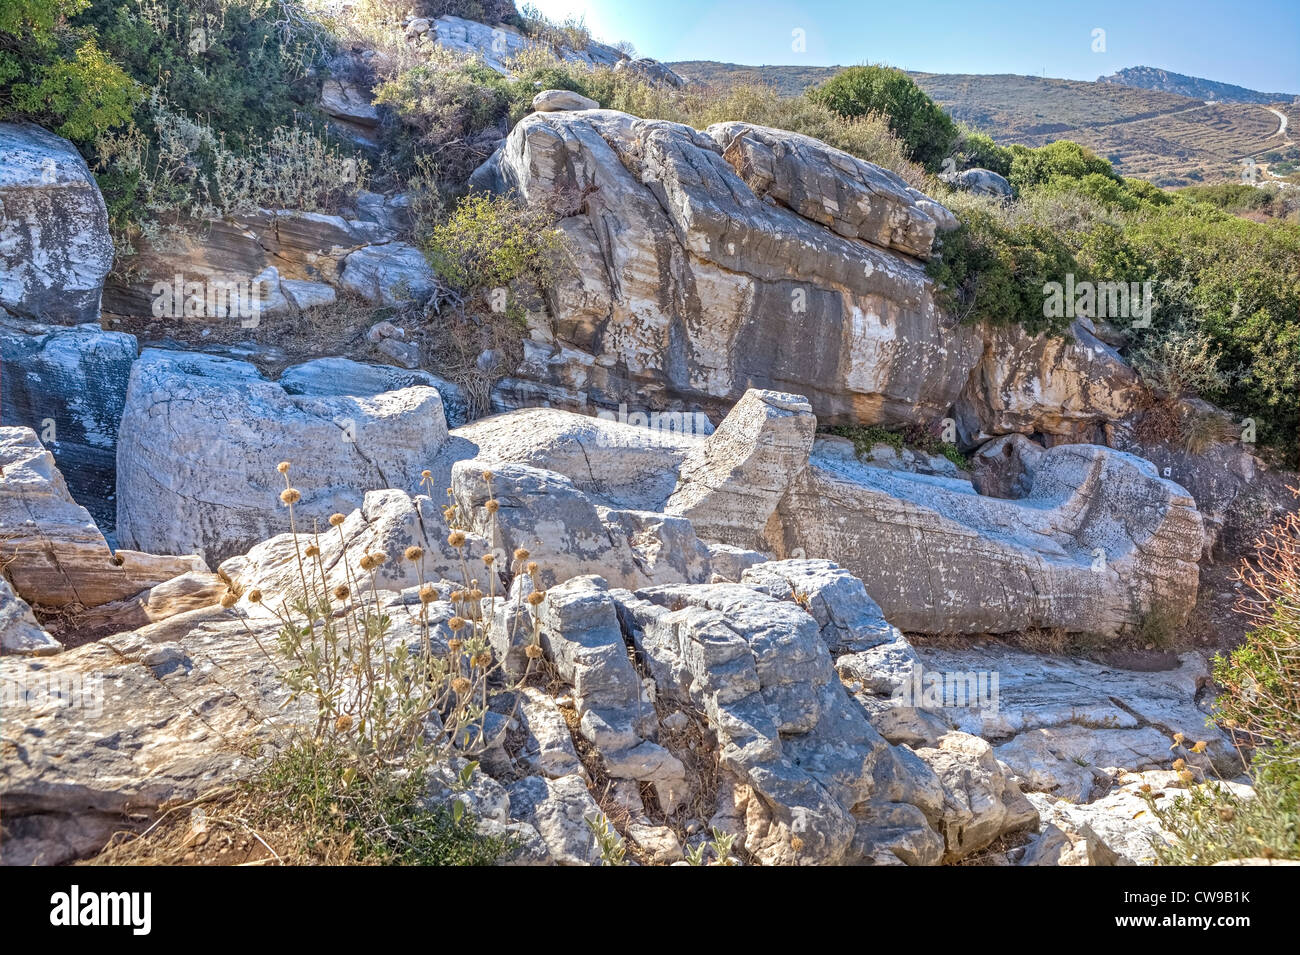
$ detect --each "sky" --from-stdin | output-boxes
[524,0,1300,94]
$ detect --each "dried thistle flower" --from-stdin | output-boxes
[448,530,467,548]
[405,546,424,562]
[333,584,350,601]
[448,617,466,632]
[304,543,320,558]
[277,461,290,474]
[418,583,437,604]
[485,499,500,514]
[448,638,463,653]
[452,677,472,696]
[482,553,495,566]
[513,547,530,561]
[526,561,539,576]
[1172,757,1187,772]
[481,469,494,482]
[468,588,484,601]
[220,591,238,608]
[525,643,544,659]
[334,714,353,732]
[526,590,546,606]
[248,589,263,603]
[280,488,301,505]
[329,513,346,527]
[421,469,432,481]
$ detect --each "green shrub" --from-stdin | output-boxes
[807,64,958,171]
[954,128,1013,177]
[926,195,1079,335]
[0,1,137,141]
[1006,139,1116,192]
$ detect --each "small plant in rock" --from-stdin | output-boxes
[587,813,629,866]
[232,463,550,862]
[685,827,738,866]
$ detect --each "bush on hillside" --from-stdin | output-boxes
[0,0,137,141]
[807,64,958,171]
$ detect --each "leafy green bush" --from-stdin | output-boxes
[1006,139,1116,192]
[926,195,1079,335]
[0,0,137,141]
[807,65,958,171]
[953,128,1013,177]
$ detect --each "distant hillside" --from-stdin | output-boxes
[1099,66,1298,105]
[670,61,1298,187]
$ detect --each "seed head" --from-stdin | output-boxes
[220,591,238,608]
[329,513,346,527]
[418,583,437,604]
[248,589,263,604]
[421,469,432,481]
[525,643,544,659]
[468,588,484,601]
[448,530,467,548]
[448,616,466,632]
[405,546,424,562]
[277,461,290,474]
[280,488,301,505]
[334,714,353,732]
[526,561,539,576]
[526,590,546,606]
[481,469,494,482]
[448,638,463,653]
[513,548,530,561]
[109,553,125,567]
[333,584,350,601]
[485,499,500,514]
[452,677,473,696]
[304,543,320,558]
[482,553,495,566]
[1172,757,1187,772]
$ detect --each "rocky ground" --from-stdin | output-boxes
[1,10,1296,867]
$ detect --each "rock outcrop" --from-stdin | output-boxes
[1,427,205,613]
[115,350,450,563]
[0,317,137,532]
[0,124,113,324]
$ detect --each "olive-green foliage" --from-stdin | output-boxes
[422,191,561,314]
[807,64,958,171]
[79,0,330,147]
[0,0,137,141]
[954,128,1013,177]
[1144,747,1300,865]
[253,740,513,865]
[926,196,1079,336]
[1006,139,1116,192]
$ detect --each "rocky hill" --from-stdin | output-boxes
[1099,66,1299,105]
[673,61,1299,185]
[1,2,1297,869]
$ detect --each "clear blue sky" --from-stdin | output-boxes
[526,0,1300,93]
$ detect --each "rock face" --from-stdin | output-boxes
[784,439,1203,634]
[0,317,137,532]
[482,108,979,425]
[941,167,1013,198]
[532,89,600,112]
[613,58,686,88]
[115,350,450,563]
[956,320,1142,446]
[429,16,625,75]
[1,427,205,612]
[0,124,113,324]
[478,106,1143,447]
[708,122,939,258]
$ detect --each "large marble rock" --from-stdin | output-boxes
[940,167,1012,199]
[0,317,137,531]
[429,16,624,75]
[483,108,982,425]
[707,122,940,259]
[613,57,685,88]
[115,349,449,563]
[664,389,815,550]
[0,427,205,610]
[955,320,1142,446]
[0,123,113,324]
[781,438,1204,635]
[278,356,469,429]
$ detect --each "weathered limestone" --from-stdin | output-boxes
[1,427,205,610]
[0,124,113,324]
[708,122,940,258]
[664,390,815,551]
[0,576,60,655]
[0,318,137,531]
[115,349,449,563]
